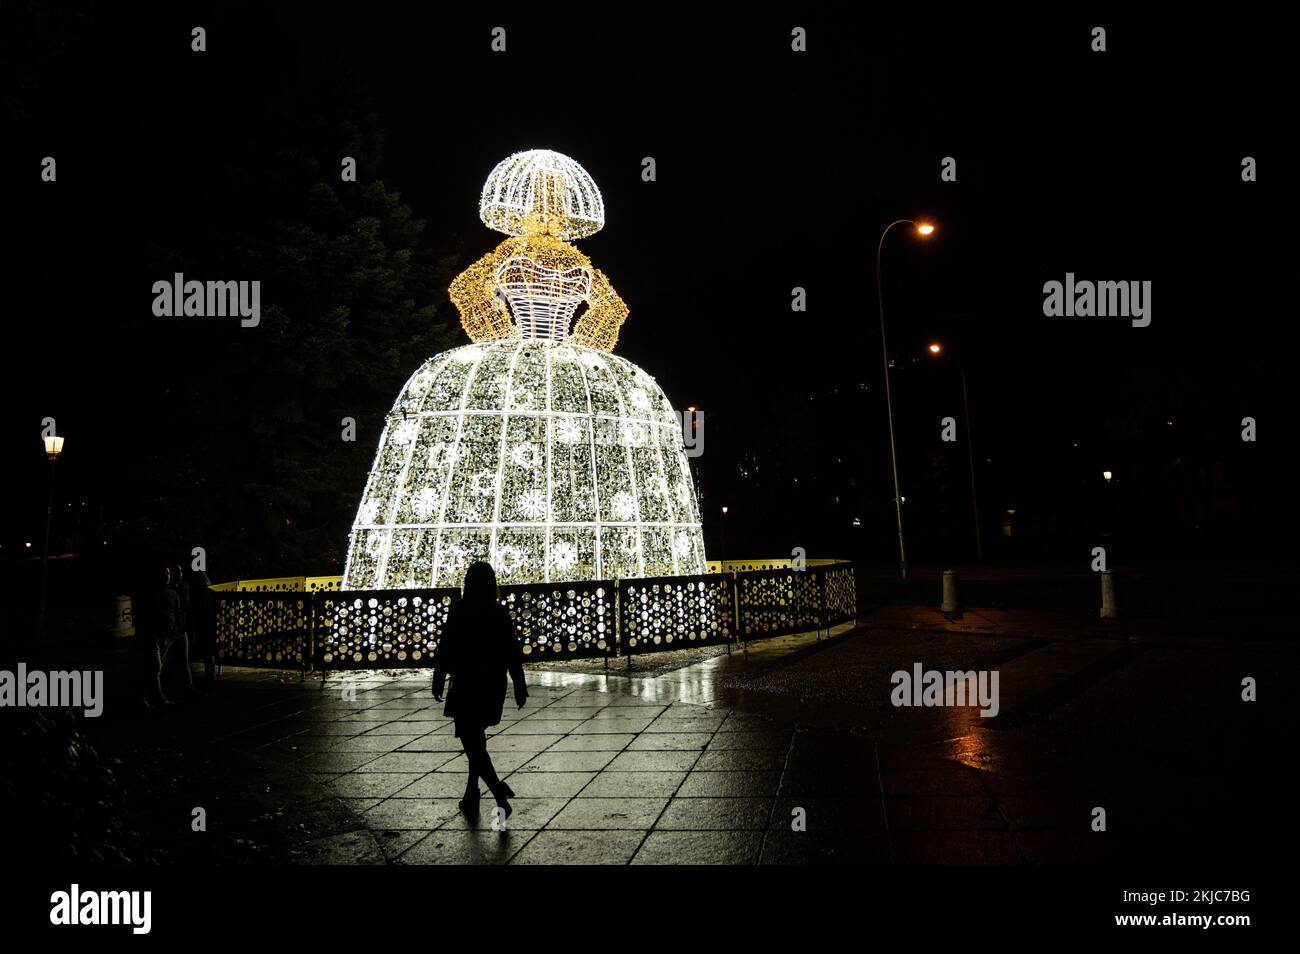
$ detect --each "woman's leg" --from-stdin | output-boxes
[174,632,194,690]
[462,723,501,792]
[457,720,483,798]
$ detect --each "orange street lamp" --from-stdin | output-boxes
[917,223,935,235]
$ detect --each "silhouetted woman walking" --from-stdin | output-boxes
[432,561,528,821]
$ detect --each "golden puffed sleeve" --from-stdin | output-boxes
[449,248,515,342]
[570,268,628,352]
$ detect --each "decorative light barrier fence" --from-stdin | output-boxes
[503,580,615,661]
[315,588,458,669]
[618,573,736,661]
[734,566,822,640]
[213,563,857,671]
[820,562,857,627]
[214,590,312,669]
[733,562,860,645]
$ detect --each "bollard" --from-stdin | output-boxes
[1099,570,1119,619]
[940,570,962,620]
[113,595,135,638]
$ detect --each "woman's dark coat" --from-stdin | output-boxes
[431,600,526,733]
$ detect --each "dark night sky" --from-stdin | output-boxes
[2,3,1292,565]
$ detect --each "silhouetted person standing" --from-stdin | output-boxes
[142,564,181,709]
[432,561,528,821]
[188,570,218,690]
[170,562,194,695]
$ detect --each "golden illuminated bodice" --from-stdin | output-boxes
[494,256,591,342]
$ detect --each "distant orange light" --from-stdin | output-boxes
[928,343,942,354]
[917,223,935,235]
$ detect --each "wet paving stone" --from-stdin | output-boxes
[547,797,670,829]
[326,772,426,799]
[760,831,891,865]
[336,797,384,815]
[571,718,657,734]
[769,797,888,832]
[501,771,597,797]
[605,750,701,772]
[878,766,988,797]
[438,797,570,831]
[655,797,772,830]
[398,828,527,865]
[400,773,490,798]
[592,706,667,720]
[373,829,429,861]
[433,751,534,774]
[397,734,472,753]
[500,719,588,735]
[996,794,1096,830]
[578,771,687,798]
[885,795,1006,830]
[299,829,387,865]
[483,733,568,752]
[644,718,726,733]
[893,830,1023,864]
[626,732,712,751]
[298,722,370,736]
[778,771,880,797]
[518,750,618,773]
[296,751,384,773]
[549,733,636,751]
[364,721,445,735]
[359,752,454,774]
[705,731,793,750]
[633,831,763,864]
[695,748,787,771]
[509,830,644,864]
[362,797,461,830]
[317,734,425,753]
[677,771,782,798]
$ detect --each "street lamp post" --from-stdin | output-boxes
[928,343,983,561]
[959,364,982,561]
[39,434,66,639]
[876,219,934,581]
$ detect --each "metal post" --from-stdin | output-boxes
[960,366,983,561]
[877,220,911,581]
[736,571,748,657]
[941,569,962,620]
[303,589,315,681]
[38,458,56,639]
[1100,570,1119,619]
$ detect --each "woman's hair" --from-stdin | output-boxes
[461,561,499,605]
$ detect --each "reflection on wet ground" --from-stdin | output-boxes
[191,617,1292,864]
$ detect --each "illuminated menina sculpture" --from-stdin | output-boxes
[342,149,707,589]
